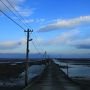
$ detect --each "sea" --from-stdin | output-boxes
[53,59,90,80]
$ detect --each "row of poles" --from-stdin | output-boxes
[24,29,48,86]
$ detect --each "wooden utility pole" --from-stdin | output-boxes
[45,51,47,59]
[24,29,33,86]
[44,51,47,64]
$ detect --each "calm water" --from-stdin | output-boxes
[1,59,90,87]
[53,59,90,80]
[0,65,45,86]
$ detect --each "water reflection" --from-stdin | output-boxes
[53,59,90,79]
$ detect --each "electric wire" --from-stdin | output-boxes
[31,41,43,56]
[0,0,46,57]
[32,35,44,52]
[0,9,46,58]
[0,9,25,30]
[6,0,45,54]
[33,33,45,52]
[7,0,34,30]
[6,0,30,29]
[0,0,28,29]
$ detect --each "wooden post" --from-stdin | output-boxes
[66,62,69,77]
[24,29,33,86]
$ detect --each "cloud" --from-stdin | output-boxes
[46,30,80,45]
[70,38,90,49]
[35,29,90,50]
[0,39,26,50]
[0,0,34,17]
[38,16,90,32]
[0,41,21,50]
[15,6,35,17]
[22,19,35,23]
[45,29,90,49]
[22,18,45,24]
[0,0,24,11]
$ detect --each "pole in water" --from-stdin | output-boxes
[67,62,69,77]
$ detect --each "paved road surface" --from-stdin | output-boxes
[23,63,81,90]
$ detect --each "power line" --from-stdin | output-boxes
[1,0,45,45]
[6,0,45,51]
[0,0,46,57]
[6,0,30,29]
[0,9,25,30]
[7,0,34,30]
[32,38,44,53]
[33,33,45,52]
[31,41,42,56]
[0,0,28,29]
[32,32,47,58]
[0,0,44,53]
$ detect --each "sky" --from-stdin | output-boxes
[0,0,90,58]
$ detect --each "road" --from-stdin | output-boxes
[23,62,81,90]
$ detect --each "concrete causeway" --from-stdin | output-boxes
[23,62,81,90]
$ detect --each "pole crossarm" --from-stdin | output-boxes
[24,29,33,32]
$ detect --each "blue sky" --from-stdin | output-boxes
[0,0,90,58]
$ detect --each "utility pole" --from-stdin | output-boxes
[44,51,47,64]
[24,29,33,86]
[45,51,47,60]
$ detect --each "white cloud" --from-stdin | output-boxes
[22,19,35,23]
[0,0,24,11]
[47,29,90,49]
[69,38,90,49]
[15,6,35,17]
[0,41,21,49]
[47,30,80,45]
[45,29,90,49]
[36,19,45,23]
[0,0,34,17]
[22,18,45,24]
[38,16,90,32]
[0,38,26,50]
